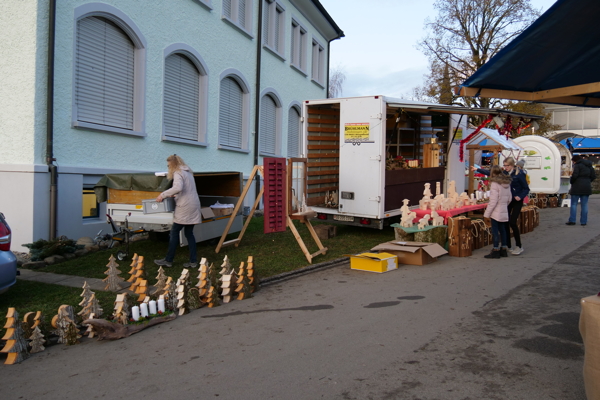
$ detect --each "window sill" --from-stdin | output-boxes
[311,78,325,89]
[73,121,146,138]
[162,136,208,147]
[291,64,308,77]
[218,145,250,154]
[192,0,213,10]
[263,44,286,62]
[222,17,254,39]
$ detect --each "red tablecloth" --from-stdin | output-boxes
[413,203,487,224]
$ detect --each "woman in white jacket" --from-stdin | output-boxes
[154,155,201,268]
[483,165,512,259]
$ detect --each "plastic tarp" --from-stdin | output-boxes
[460,0,600,106]
[94,173,172,203]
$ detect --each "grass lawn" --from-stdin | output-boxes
[3,216,396,321]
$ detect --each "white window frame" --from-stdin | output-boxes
[290,18,307,74]
[193,0,213,10]
[263,0,286,58]
[162,44,209,146]
[259,89,283,157]
[311,38,325,87]
[222,0,254,36]
[287,103,301,158]
[72,4,147,137]
[218,69,251,153]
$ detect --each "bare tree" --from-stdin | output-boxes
[328,65,346,98]
[417,0,541,116]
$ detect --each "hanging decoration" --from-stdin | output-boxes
[459,114,494,162]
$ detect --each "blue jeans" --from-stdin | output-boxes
[165,223,197,263]
[569,195,589,224]
[491,219,508,249]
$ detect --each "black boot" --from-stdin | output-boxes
[484,249,501,259]
[499,248,508,257]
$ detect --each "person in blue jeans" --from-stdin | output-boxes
[154,155,202,268]
[566,155,596,226]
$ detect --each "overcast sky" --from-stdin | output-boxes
[319,0,559,99]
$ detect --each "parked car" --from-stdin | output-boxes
[0,212,18,294]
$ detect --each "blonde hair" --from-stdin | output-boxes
[504,156,521,175]
[166,154,190,179]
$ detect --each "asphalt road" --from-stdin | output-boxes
[1,197,597,400]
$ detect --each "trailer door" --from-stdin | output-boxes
[338,97,384,217]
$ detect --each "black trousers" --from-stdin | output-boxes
[506,199,523,248]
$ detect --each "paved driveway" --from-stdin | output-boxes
[1,198,596,400]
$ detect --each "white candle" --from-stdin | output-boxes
[140,303,149,318]
[132,306,140,321]
[157,299,166,313]
[149,300,157,315]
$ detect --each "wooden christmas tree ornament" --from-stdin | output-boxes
[1,308,30,364]
[103,254,125,291]
[29,325,46,353]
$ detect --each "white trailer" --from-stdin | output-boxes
[95,172,244,246]
[301,95,541,228]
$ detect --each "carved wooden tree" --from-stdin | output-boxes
[103,254,124,291]
[176,269,191,316]
[219,255,233,275]
[84,312,97,338]
[52,306,73,345]
[79,281,94,308]
[129,256,147,293]
[1,308,30,364]
[197,261,212,303]
[126,253,139,282]
[113,293,131,325]
[165,277,178,312]
[21,312,36,339]
[65,321,81,345]
[79,293,103,321]
[135,280,149,302]
[235,262,252,300]
[153,266,169,296]
[29,325,46,353]
[220,262,237,304]
[246,256,260,293]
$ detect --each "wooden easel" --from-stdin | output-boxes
[215,160,327,264]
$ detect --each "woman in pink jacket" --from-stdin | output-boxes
[483,165,513,259]
[154,155,202,268]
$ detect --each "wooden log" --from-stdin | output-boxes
[83,314,176,340]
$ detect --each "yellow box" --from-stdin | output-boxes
[349,252,398,273]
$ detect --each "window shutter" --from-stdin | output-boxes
[223,0,232,19]
[263,157,287,234]
[287,107,300,157]
[274,7,281,52]
[219,77,243,148]
[76,16,135,130]
[238,0,246,28]
[262,2,270,45]
[291,23,297,65]
[164,53,200,141]
[260,95,277,155]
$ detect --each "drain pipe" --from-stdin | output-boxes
[47,0,57,240]
[253,0,264,202]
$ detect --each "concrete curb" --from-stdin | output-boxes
[260,257,348,287]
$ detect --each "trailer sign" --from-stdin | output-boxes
[344,123,373,144]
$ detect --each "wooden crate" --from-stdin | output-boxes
[448,216,472,257]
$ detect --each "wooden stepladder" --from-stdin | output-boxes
[215,158,327,264]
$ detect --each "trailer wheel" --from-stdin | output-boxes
[116,250,127,261]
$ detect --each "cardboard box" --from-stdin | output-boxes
[142,197,175,214]
[349,252,398,273]
[201,207,215,220]
[371,241,447,266]
[210,206,234,216]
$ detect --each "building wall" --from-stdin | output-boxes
[0,0,337,251]
[545,104,600,138]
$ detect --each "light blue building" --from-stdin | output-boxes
[0,0,343,251]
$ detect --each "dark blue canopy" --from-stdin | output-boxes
[459,0,600,107]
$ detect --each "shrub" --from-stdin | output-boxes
[23,236,82,261]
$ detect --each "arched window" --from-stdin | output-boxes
[164,53,200,141]
[287,106,301,157]
[75,16,135,130]
[219,77,245,149]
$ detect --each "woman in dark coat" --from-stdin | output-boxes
[566,155,596,226]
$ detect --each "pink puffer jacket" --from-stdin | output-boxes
[484,178,512,222]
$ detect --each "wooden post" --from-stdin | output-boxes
[468,148,475,195]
